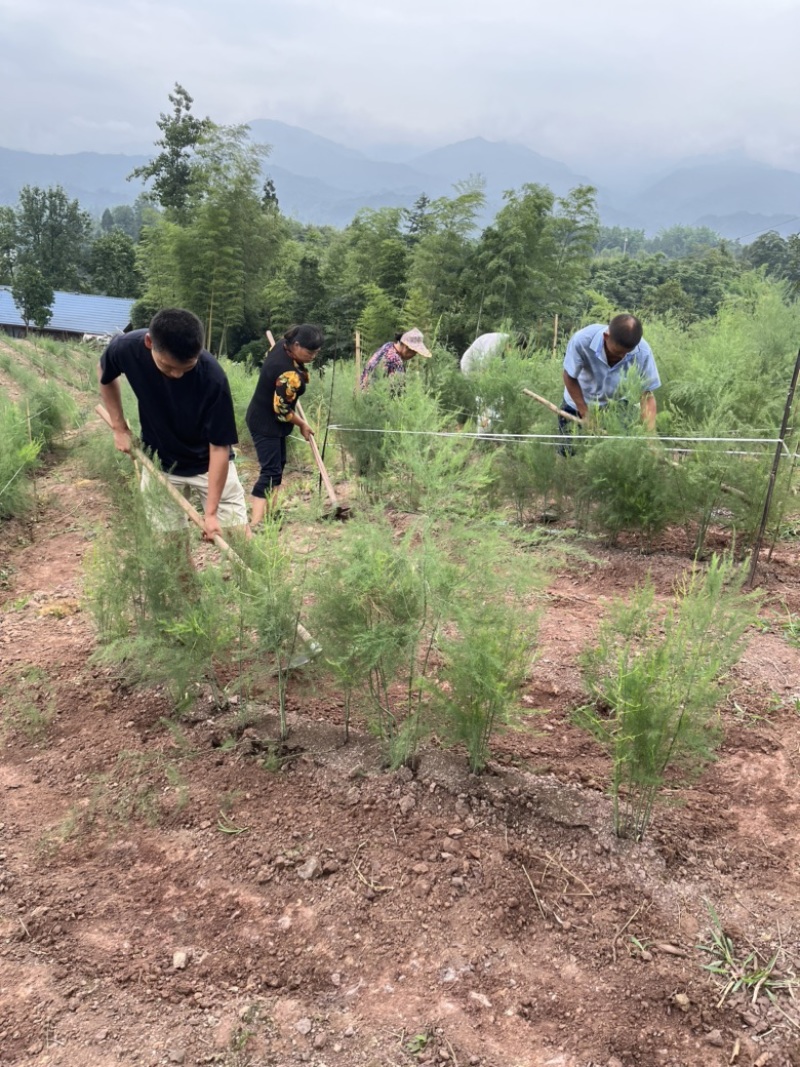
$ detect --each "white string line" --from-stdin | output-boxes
[328,425,792,458]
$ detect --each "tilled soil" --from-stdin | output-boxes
[2,449,800,1067]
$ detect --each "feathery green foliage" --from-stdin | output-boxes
[0,395,42,519]
[309,513,453,767]
[430,525,541,772]
[577,555,762,839]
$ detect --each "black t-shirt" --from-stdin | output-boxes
[245,340,309,439]
[99,329,238,476]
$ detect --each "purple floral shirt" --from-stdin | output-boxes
[360,341,405,389]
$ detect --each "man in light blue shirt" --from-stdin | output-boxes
[562,314,660,432]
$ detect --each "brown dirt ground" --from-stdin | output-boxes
[2,440,800,1067]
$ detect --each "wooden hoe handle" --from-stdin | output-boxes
[522,388,584,424]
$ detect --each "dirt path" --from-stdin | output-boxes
[2,450,800,1067]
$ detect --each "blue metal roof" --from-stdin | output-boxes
[0,286,134,335]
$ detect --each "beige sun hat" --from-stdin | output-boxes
[400,328,432,358]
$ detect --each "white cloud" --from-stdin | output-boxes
[0,0,797,174]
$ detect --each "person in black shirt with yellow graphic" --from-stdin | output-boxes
[245,324,324,525]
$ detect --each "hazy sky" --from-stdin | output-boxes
[2,0,799,172]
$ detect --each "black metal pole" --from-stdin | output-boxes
[747,346,800,587]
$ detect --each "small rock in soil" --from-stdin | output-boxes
[705,1030,725,1047]
[469,991,492,1009]
[297,856,322,880]
[673,993,690,1012]
[399,795,416,815]
[168,1049,186,1065]
[172,950,189,970]
[295,1017,313,1036]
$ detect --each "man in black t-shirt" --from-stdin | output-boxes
[98,308,248,541]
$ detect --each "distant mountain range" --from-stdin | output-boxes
[1,120,798,241]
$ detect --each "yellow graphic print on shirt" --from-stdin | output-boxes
[273,368,308,421]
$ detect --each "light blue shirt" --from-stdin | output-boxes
[562,324,660,407]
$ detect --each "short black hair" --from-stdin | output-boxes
[149,308,205,363]
[284,324,324,351]
[607,314,643,351]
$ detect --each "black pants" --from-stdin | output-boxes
[250,432,287,496]
[558,401,580,456]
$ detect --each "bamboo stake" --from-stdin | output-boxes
[354,329,361,391]
[551,314,559,359]
[94,404,319,651]
[747,346,800,587]
[295,399,346,514]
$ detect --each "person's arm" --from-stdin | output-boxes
[563,369,589,419]
[201,444,231,541]
[97,362,132,454]
[286,410,314,441]
[641,391,657,432]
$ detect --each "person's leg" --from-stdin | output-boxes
[249,433,284,526]
[189,462,249,535]
[558,402,580,457]
[141,467,198,591]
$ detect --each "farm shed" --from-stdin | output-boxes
[0,286,134,342]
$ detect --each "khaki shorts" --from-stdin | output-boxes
[140,461,248,533]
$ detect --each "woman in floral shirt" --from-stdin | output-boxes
[245,324,324,524]
[359,328,432,389]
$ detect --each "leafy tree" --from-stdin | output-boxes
[12,263,54,332]
[408,179,485,350]
[589,247,741,321]
[262,177,279,211]
[540,184,600,319]
[472,183,554,330]
[745,231,788,276]
[745,231,800,298]
[129,83,213,221]
[107,199,151,241]
[101,208,115,233]
[595,226,646,257]
[674,247,742,318]
[400,287,435,336]
[403,193,434,245]
[357,283,400,354]
[641,277,696,325]
[292,253,327,324]
[15,185,92,290]
[470,183,597,334]
[0,206,16,285]
[90,230,142,297]
[133,219,183,313]
[135,122,284,353]
[646,225,722,258]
